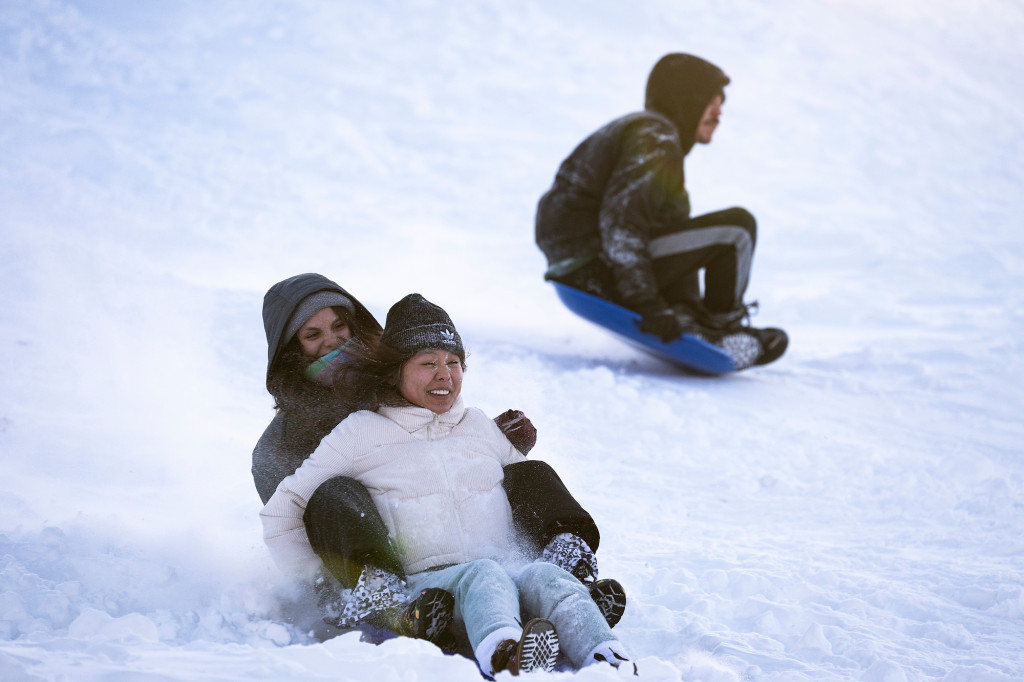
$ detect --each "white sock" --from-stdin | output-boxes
[475,626,521,676]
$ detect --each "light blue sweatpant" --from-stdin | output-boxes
[407,559,617,668]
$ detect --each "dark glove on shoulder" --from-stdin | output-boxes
[538,532,598,583]
[638,308,684,342]
[494,409,537,455]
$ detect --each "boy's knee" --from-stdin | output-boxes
[727,207,757,242]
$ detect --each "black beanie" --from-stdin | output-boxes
[380,294,464,358]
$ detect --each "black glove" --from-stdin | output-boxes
[638,308,684,342]
[538,532,598,583]
[494,409,537,455]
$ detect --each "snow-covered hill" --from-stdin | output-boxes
[2,1,1023,680]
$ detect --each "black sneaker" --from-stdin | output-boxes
[491,618,560,676]
[589,578,627,628]
[675,301,787,369]
[383,588,454,642]
[694,325,787,370]
[750,327,788,366]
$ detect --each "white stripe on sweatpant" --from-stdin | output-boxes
[649,225,753,306]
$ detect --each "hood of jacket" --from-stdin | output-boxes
[644,53,730,156]
[262,273,381,386]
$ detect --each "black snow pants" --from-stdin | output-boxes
[650,206,757,314]
[303,461,599,589]
[554,206,757,315]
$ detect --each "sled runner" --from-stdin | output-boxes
[551,282,736,375]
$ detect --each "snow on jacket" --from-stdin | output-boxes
[260,396,527,576]
[535,54,730,312]
[535,110,691,310]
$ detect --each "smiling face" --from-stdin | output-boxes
[296,307,351,358]
[694,94,724,144]
[396,348,464,414]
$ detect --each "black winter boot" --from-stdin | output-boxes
[380,587,454,642]
[694,325,788,370]
[332,566,453,645]
[750,327,788,366]
[589,578,627,628]
[692,301,789,369]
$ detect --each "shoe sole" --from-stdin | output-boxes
[590,579,627,628]
[517,618,559,673]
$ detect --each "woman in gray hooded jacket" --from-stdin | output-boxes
[254,272,452,640]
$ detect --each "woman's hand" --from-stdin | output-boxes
[494,409,538,455]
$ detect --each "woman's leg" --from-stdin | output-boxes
[303,476,405,587]
[509,561,627,669]
[408,560,522,661]
[306,477,441,636]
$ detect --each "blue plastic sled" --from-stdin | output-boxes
[551,282,736,375]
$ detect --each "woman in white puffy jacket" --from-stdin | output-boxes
[261,293,632,677]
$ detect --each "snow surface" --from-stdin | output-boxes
[2,0,1023,680]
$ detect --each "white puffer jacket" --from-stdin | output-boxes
[260,397,526,576]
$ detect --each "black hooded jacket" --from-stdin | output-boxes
[535,53,730,312]
[252,273,382,503]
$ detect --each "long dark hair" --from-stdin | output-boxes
[334,342,467,413]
